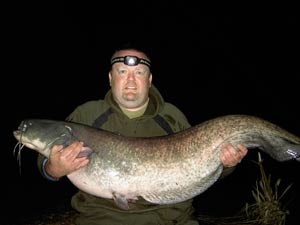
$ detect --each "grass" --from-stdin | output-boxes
[241,152,291,225]
[198,152,292,225]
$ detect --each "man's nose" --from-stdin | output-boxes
[127,71,136,80]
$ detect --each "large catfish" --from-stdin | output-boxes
[13,114,300,210]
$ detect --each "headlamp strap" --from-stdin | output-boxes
[111,55,151,67]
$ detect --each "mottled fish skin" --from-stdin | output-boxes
[13,114,300,210]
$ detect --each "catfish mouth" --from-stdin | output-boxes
[13,126,46,174]
[13,130,39,150]
[13,129,24,153]
[13,130,20,140]
[13,127,42,170]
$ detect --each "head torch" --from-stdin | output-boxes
[111,55,151,68]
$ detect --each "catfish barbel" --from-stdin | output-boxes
[13,114,300,210]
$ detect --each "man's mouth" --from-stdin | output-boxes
[126,86,137,89]
[125,86,137,92]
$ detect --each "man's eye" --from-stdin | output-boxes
[136,70,145,75]
[119,69,127,74]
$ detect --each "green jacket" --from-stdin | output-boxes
[66,85,190,136]
[37,86,233,225]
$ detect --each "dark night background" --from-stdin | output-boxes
[3,2,299,225]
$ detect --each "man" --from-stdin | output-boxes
[38,44,247,225]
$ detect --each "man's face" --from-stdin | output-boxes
[109,50,152,110]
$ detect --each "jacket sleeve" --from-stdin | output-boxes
[220,166,236,179]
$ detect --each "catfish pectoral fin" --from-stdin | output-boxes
[77,146,93,158]
[113,192,130,210]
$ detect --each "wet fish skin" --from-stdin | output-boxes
[13,114,300,210]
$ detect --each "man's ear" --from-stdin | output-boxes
[109,72,112,86]
[148,73,152,87]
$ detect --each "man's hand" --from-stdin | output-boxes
[45,141,90,179]
[221,143,248,167]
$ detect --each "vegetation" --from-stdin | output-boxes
[198,152,292,225]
